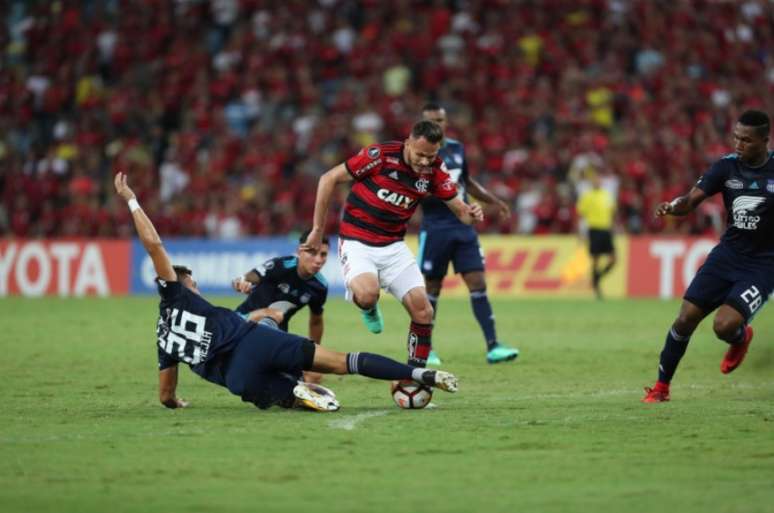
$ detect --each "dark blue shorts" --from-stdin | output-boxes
[418,226,485,280]
[222,325,315,409]
[684,243,774,322]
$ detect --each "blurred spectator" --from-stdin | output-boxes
[1,0,773,239]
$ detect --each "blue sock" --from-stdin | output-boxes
[346,352,413,381]
[657,326,691,383]
[470,289,497,350]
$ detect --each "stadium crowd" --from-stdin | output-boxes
[1,0,773,239]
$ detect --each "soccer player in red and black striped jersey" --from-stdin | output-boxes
[303,120,483,368]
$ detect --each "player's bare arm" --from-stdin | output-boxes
[465,176,511,219]
[246,308,285,325]
[445,195,484,225]
[158,366,189,409]
[115,173,189,408]
[304,163,352,251]
[114,173,176,282]
[308,312,324,345]
[656,187,707,217]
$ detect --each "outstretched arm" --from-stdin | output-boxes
[655,187,708,217]
[114,173,176,281]
[465,176,511,220]
[159,366,188,409]
[303,163,352,251]
[444,195,484,225]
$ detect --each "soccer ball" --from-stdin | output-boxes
[390,380,433,409]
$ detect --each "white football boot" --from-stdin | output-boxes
[293,382,340,412]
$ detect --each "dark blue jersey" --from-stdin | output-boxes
[235,256,328,331]
[696,151,774,259]
[421,138,469,228]
[156,278,254,383]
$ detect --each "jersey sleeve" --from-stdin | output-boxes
[156,279,185,301]
[695,160,728,197]
[345,144,384,180]
[158,346,178,370]
[255,257,281,280]
[431,166,458,201]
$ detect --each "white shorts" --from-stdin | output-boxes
[338,239,425,301]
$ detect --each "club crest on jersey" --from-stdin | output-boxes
[367,146,381,159]
[725,179,743,190]
[377,188,413,209]
[278,283,290,294]
[300,293,311,304]
[732,196,765,230]
[768,180,774,193]
[415,178,429,193]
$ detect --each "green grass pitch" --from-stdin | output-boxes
[1,296,773,513]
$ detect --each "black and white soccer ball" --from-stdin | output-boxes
[390,380,433,409]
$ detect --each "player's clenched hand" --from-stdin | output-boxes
[162,397,189,409]
[655,201,673,217]
[494,198,511,220]
[114,172,136,202]
[469,203,484,223]
[232,277,253,294]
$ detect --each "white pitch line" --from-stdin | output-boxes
[328,410,389,431]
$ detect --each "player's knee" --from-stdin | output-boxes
[354,291,379,310]
[425,280,442,296]
[712,316,741,341]
[673,316,697,336]
[411,302,434,324]
[463,272,486,291]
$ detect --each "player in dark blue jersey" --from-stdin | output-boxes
[419,104,519,365]
[113,173,459,411]
[643,110,773,403]
[232,231,328,338]
[232,231,329,382]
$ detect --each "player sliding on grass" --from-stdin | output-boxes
[643,110,773,403]
[114,172,458,412]
[303,120,483,368]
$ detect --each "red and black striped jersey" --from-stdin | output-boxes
[341,141,457,246]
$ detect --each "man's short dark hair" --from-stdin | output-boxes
[299,229,329,245]
[172,265,192,280]
[422,102,443,113]
[738,110,770,138]
[411,120,443,144]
